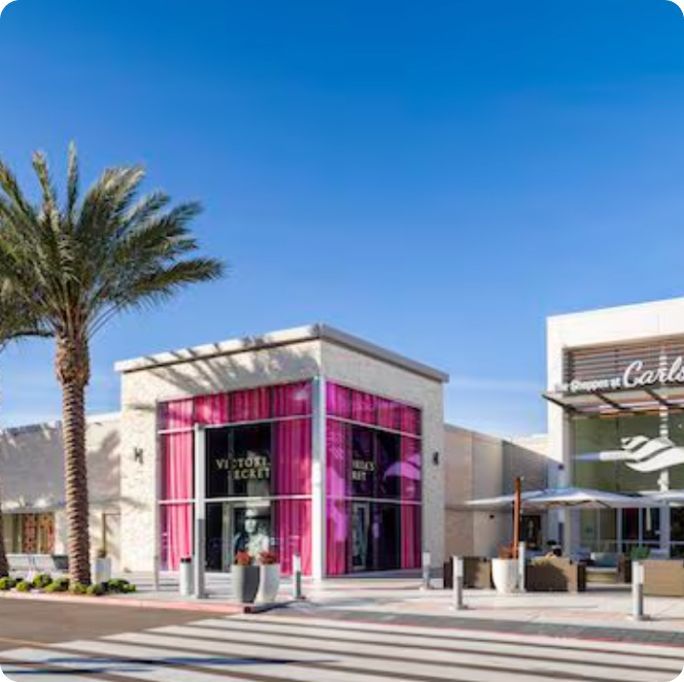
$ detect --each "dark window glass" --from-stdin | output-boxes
[206,424,272,498]
[376,431,401,499]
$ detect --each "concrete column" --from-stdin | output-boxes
[311,376,327,581]
[193,424,206,598]
[659,405,671,555]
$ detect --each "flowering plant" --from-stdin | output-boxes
[258,550,279,565]
[234,550,253,566]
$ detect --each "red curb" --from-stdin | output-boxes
[0,590,255,614]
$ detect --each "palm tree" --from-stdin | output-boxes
[0,291,50,576]
[0,144,224,583]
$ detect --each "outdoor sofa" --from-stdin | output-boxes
[525,557,586,592]
[443,556,493,589]
[643,559,684,597]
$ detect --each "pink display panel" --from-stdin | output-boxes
[274,499,312,575]
[160,433,194,500]
[326,382,422,575]
[160,503,193,571]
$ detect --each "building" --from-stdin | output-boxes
[545,296,684,557]
[444,427,549,558]
[0,322,556,577]
[1,324,457,578]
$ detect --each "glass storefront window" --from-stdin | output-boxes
[205,424,272,499]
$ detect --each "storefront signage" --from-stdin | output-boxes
[562,356,684,394]
[352,459,376,482]
[215,455,271,480]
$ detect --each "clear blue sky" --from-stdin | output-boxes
[0,0,683,436]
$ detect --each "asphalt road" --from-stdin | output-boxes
[0,600,201,652]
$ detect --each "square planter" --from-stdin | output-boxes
[256,564,280,603]
[232,565,260,604]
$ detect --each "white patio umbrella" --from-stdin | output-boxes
[467,486,655,510]
[644,489,684,504]
[521,487,655,510]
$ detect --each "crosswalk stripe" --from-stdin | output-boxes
[1,613,681,682]
[223,613,684,657]
[103,629,664,681]
[170,618,682,671]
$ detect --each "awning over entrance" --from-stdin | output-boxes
[543,385,684,416]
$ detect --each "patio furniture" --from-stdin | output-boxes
[585,553,631,584]
[443,557,492,589]
[525,557,586,592]
[643,559,684,597]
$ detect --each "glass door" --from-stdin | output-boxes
[351,502,370,571]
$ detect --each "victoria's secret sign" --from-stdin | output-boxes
[561,355,684,394]
[215,454,271,481]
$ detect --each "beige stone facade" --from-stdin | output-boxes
[0,413,121,569]
[444,425,549,559]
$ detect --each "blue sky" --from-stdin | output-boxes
[0,0,684,435]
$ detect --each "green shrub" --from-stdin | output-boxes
[0,577,16,591]
[630,546,651,561]
[69,581,87,595]
[122,583,137,594]
[32,573,52,589]
[44,577,69,593]
[16,580,32,592]
[107,579,130,593]
[86,583,105,596]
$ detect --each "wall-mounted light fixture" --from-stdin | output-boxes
[133,447,144,464]
[432,451,440,466]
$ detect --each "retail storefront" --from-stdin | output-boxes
[116,324,447,577]
[546,297,684,556]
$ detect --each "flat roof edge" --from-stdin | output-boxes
[114,323,449,383]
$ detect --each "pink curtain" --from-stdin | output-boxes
[327,383,351,419]
[400,436,422,503]
[274,499,311,575]
[272,382,312,417]
[161,432,194,500]
[400,436,421,568]
[161,503,193,570]
[275,418,311,495]
[351,390,376,425]
[399,405,421,436]
[195,393,229,425]
[231,387,270,422]
[326,420,350,575]
[162,398,194,430]
[376,397,397,430]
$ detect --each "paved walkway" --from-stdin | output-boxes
[1,611,683,682]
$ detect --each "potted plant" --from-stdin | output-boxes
[232,551,259,604]
[93,548,112,585]
[255,550,280,604]
[492,545,519,594]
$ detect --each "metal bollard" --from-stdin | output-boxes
[421,551,432,590]
[179,557,194,597]
[632,560,647,621]
[292,553,303,600]
[518,541,527,592]
[452,556,465,610]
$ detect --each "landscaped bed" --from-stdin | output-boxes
[0,574,137,597]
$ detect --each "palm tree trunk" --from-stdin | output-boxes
[0,500,9,577]
[62,379,91,584]
[57,334,91,585]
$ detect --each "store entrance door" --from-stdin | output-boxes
[351,502,370,571]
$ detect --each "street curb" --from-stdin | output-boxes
[0,590,293,615]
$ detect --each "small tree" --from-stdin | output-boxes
[0,144,224,583]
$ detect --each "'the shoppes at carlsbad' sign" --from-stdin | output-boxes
[561,356,684,394]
